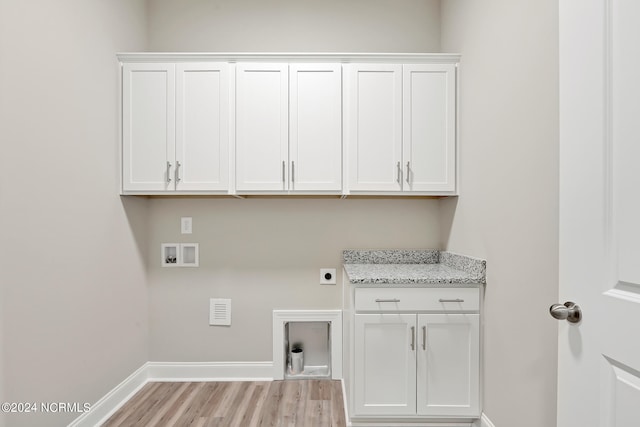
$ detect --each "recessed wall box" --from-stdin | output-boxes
[161,243,199,267]
[181,243,199,267]
[162,244,180,267]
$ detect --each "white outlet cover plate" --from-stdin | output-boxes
[320,268,337,285]
[181,217,192,234]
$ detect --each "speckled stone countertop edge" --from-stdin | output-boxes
[346,281,484,288]
[342,249,440,265]
[342,249,486,285]
[439,251,486,282]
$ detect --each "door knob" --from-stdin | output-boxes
[549,301,582,323]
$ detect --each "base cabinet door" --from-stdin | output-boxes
[354,314,417,416]
[416,314,480,417]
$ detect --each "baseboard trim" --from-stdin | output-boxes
[481,413,496,427]
[68,361,274,427]
[146,361,274,382]
[67,362,148,427]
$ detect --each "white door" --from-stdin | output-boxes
[289,64,342,191]
[403,64,456,193]
[122,63,175,192]
[558,0,640,425]
[345,64,402,192]
[175,63,229,191]
[235,63,288,191]
[354,314,416,416]
[416,314,479,417]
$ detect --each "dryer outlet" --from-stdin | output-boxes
[320,268,337,285]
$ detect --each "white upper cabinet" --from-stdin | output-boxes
[344,63,457,195]
[120,54,457,196]
[122,63,176,192]
[175,63,230,191]
[235,63,289,191]
[289,64,342,191]
[403,64,456,192]
[235,63,342,193]
[345,64,403,192]
[122,62,229,193]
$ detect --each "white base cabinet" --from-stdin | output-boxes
[348,287,480,424]
[354,314,417,416]
[417,314,480,417]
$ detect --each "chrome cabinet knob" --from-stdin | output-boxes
[549,301,582,323]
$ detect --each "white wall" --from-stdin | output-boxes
[0,1,149,426]
[440,2,559,427]
[147,0,441,52]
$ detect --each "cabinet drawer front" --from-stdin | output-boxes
[355,287,479,312]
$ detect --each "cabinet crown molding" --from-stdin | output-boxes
[116,52,461,64]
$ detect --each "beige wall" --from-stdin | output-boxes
[440,1,559,427]
[0,1,149,426]
[147,0,441,52]
[149,198,442,360]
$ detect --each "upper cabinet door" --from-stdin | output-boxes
[345,64,403,192]
[235,63,289,191]
[175,63,230,191]
[122,63,175,192]
[289,64,342,191]
[403,64,456,193]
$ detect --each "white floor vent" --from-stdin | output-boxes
[209,298,231,326]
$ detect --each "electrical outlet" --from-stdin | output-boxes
[320,268,337,285]
[181,217,192,234]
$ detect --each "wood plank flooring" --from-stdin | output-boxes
[101,380,346,427]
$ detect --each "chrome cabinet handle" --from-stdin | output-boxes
[439,299,465,303]
[375,298,400,303]
[406,161,411,184]
[422,326,426,350]
[175,161,181,184]
[550,301,582,323]
[411,326,415,351]
[166,161,172,184]
[282,161,285,186]
[396,162,401,184]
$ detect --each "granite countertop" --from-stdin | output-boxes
[343,249,486,286]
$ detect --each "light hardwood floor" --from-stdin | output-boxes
[101,380,346,427]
